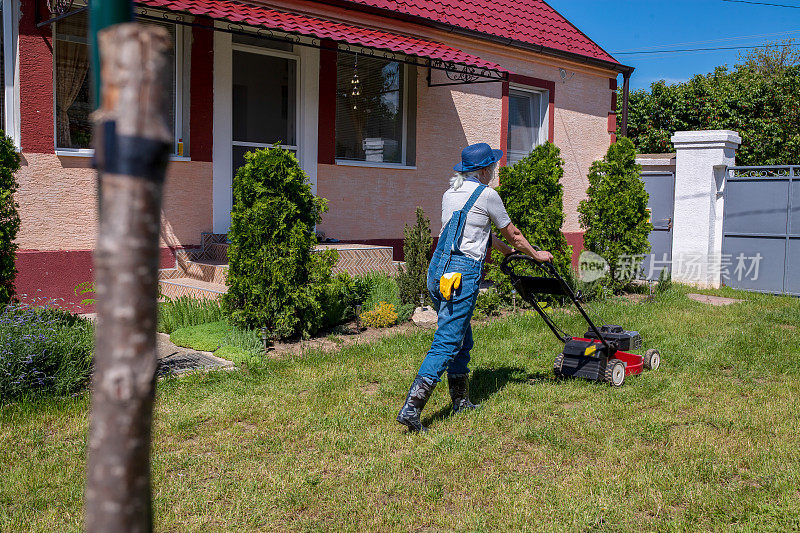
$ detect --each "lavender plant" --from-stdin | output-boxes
[0,302,93,402]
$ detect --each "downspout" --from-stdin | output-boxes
[89,0,134,106]
[621,69,632,138]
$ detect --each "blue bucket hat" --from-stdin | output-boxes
[453,142,503,173]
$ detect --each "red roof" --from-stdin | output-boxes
[337,0,618,64]
[139,0,506,72]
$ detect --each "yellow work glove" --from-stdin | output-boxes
[439,272,462,300]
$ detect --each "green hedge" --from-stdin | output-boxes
[0,133,21,305]
[578,138,652,291]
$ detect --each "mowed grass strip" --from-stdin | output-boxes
[2,286,800,532]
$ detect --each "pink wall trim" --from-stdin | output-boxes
[190,18,214,162]
[317,40,337,165]
[564,231,585,268]
[607,112,617,134]
[499,81,509,166]
[20,0,54,154]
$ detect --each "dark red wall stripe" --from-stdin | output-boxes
[500,81,509,166]
[317,40,337,165]
[20,0,55,154]
[190,18,214,162]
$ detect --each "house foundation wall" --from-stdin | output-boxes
[14,155,213,306]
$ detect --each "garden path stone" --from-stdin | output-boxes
[156,333,234,376]
[687,293,743,306]
[412,306,438,328]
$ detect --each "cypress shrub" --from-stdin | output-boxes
[0,133,21,305]
[397,206,432,306]
[578,137,652,291]
[486,142,572,299]
[222,147,336,339]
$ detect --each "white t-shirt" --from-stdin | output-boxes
[440,180,512,261]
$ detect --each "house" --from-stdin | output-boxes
[4,0,632,307]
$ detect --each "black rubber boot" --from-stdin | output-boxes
[448,373,479,414]
[397,375,437,432]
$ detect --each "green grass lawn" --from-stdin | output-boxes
[2,286,800,531]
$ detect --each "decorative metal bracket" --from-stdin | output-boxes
[426,59,507,87]
[48,0,75,16]
[37,3,87,28]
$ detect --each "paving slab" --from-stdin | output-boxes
[687,293,744,306]
[156,333,234,376]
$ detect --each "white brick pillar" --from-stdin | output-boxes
[670,130,741,288]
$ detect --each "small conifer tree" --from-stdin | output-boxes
[0,133,21,305]
[223,146,335,338]
[578,137,652,291]
[486,142,572,299]
[397,206,432,306]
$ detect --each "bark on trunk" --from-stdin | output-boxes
[85,23,173,533]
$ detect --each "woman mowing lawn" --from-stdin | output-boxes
[397,143,553,432]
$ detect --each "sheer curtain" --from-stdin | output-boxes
[55,40,89,148]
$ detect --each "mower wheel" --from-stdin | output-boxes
[644,349,661,371]
[605,359,626,387]
[553,353,565,377]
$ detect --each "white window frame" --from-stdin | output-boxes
[230,42,301,156]
[2,0,20,149]
[334,58,415,169]
[53,10,190,159]
[507,84,549,165]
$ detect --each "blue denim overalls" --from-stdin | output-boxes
[417,183,487,382]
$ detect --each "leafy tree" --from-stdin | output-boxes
[621,40,800,166]
[397,206,432,306]
[486,142,572,299]
[578,138,652,291]
[0,133,21,305]
[222,146,336,339]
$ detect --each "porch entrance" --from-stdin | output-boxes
[231,44,299,181]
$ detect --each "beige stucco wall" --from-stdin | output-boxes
[15,154,213,251]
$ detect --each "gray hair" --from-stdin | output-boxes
[449,163,497,190]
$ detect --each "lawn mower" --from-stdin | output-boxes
[500,253,660,387]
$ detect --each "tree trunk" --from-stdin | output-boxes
[85,23,173,533]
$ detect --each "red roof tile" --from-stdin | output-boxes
[337,0,619,64]
[139,0,507,72]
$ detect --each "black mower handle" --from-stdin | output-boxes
[500,252,556,277]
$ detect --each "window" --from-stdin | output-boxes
[231,47,298,176]
[335,53,416,165]
[54,10,182,153]
[507,88,546,165]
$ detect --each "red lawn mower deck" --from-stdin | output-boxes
[500,254,661,387]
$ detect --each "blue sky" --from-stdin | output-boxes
[546,0,800,90]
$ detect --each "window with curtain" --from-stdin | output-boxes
[0,1,4,133]
[54,10,177,151]
[507,89,545,165]
[335,53,415,165]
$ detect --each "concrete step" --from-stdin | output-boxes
[159,277,227,301]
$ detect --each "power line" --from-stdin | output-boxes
[722,0,800,8]
[614,42,800,55]
[611,30,800,53]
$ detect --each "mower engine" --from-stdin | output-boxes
[556,338,614,383]
[583,324,642,351]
